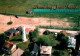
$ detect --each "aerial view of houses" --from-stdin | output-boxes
[0,0,80,56]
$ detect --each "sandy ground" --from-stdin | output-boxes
[0,14,72,33]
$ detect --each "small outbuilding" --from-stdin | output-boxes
[2,41,16,54]
[40,46,52,56]
[26,10,32,14]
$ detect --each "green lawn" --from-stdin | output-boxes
[0,0,80,15]
[17,40,30,50]
[10,34,22,44]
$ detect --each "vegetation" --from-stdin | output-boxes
[75,32,80,50]
[7,21,13,25]
[28,27,39,42]
[0,33,6,49]
[56,33,69,50]
[21,49,32,56]
[43,30,51,35]
[52,50,69,56]
[32,27,39,37]
[0,0,80,15]
[17,41,30,50]
[10,34,22,44]
[36,35,59,47]
[39,25,80,31]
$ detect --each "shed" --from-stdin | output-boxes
[26,10,32,14]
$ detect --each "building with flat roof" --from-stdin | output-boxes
[40,46,52,56]
[68,37,76,49]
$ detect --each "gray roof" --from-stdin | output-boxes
[32,43,38,53]
[16,26,22,31]
[5,28,18,33]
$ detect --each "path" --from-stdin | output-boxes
[39,28,79,35]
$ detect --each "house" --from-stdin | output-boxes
[16,26,22,31]
[2,41,16,54]
[25,28,30,35]
[12,48,24,56]
[70,33,78,39]
[31,43,38,56]
[60,30,66,36]
[68,37,76,49]
[40,46,52,56]
[4,28,19,39]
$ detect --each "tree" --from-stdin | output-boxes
[21,49,32,56]
[56,33,68,50]
[29,27,39,42]
[75,32,80,50]
[36,35,59,47]
[59,36,69,50]
[56,33,65,41]
[32,27,39,37]
[43,30,51,35]
[0,33,7,49]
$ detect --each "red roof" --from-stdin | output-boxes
[25,28,29,33]
[30,30,34,32]
[60,30,66,36]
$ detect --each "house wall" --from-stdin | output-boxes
[15,31,20,36]
[11,45,16,53]
[9,33,13,39]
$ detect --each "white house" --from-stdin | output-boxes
[2,41,16,54]
[68,37,76,49]
[40,46,52,56]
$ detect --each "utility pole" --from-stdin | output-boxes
[10,16,11,22]
[50,13,52,27]
[50,18,51,27]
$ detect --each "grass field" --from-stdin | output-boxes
[0,0,80,14]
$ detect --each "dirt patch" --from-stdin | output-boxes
[0,14,73,33]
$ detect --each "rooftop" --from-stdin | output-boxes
[3,41,15,50]
[40,46,52,55]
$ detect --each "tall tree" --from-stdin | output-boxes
[29,27,39,42]
[75,32,80,50]
[36,35,59,47]
[56,33,68,50]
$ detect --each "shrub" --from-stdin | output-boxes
[36,35,59,47]
[29,27,39,42]
[7,21,13,25]
[43,30,51,35]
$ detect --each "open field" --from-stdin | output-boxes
[0,14,79,33]
[0,0,80,32]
